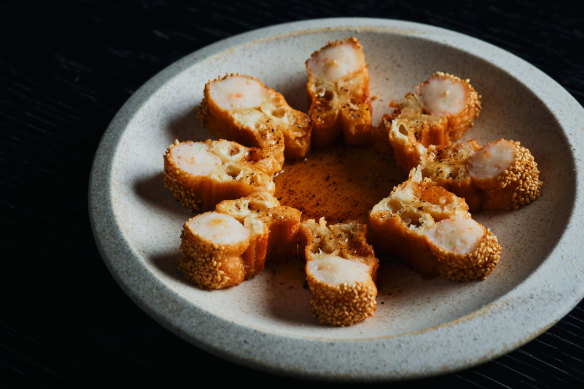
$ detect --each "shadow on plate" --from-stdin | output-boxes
[261,258,316,326]
[167,106,211,143]
[134,172,192,218]
[149,251,184,283]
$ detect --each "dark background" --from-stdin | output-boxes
[2,0,583,387]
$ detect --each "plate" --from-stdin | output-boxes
[89,18,584,381]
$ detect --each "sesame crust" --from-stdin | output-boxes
[178,217,249,289]
[306,37,372,148]
[481,141,543,210]
[433,229,501,281]
[306,275,377,327]
[300,218,378,326]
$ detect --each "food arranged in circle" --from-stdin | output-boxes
[163,37,543,326]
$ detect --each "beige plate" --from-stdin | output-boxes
[89,18,584,381]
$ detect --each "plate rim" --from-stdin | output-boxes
[89,17,584,381]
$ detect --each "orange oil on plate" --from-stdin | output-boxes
[274,144,405,224]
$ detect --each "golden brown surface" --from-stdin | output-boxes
[274,144,402,223]
[163,139,277,213]
[215,192,302,263]
[199,73,311,164]
[380,72,481,168]
[470,140,543,210]
[418,139,542,211]
[306,37,372,148]
[368,168,501,281]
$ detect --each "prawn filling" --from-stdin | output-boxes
[417,73,471,116]
[307,41,365,81]
[208,76,268,110]
[368,168,501,281]
[307,254,371,285]
[200,74,312,162]
[171,142,222,176]
[417,139,542,211]
[163,139,277,212]
[424,216,484,255]
[468,138,515,179]
[415,72,481,141]
[380,72,481,161]
[187,212,249,246]
[299,218,378,327]
[306,37,372,148]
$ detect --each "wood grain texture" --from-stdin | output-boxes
[2,0,583,387]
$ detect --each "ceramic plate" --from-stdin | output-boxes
[89,18,584,381]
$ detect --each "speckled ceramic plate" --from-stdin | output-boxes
[89,18,584,381]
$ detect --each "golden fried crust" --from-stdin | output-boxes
[178,217,249,289]
[384,93,449,170]
[306,37,372,148]
[383,72,481,167]
[263,206,302,263]
[418,140,483,211]
[215,192,302,263]
[368,213,437,278]
[299,218,378,326]
[163,139,277,213]
[471,141,543,210]
[368,172,501,281]
[417,139,542,211]
[199,73,312,162]
[415,72,482,142]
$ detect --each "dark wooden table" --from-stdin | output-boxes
[3,1,583,387]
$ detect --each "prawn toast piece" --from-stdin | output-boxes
[467,138,542,210]
[215,192,302,263]
[306,37,372,148]
[163,139,278,213]
[199,74,312,162]
[178,211,251,289]
[416,72,482,141]
[369,168,501,281]
[299,218,378,326]
[381,72,481,162]
[384,92,449,169]
[420,139,542,211]
[179,193,302,289]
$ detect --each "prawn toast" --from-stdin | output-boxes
[395,137,542,211]
[369,168,501,281]
[380,72,481,163]
[163,139,279,212]
[299,218,379,326]
[215,192,302,263]
[199,74,312,164]
[179,192,301,289]
[306,37,372,148]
